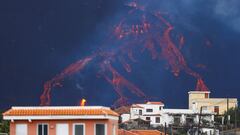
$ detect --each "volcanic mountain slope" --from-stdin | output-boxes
[40,0,209,107]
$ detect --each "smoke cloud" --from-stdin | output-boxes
[214,0,240,32]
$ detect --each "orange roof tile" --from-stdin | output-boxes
[114,106,130,114]
[131,130,167,135]
[3,106,119,117]
[131,104,144,108]
[146,101,164,105]
[118,129,138,135]
[118,129,167,135]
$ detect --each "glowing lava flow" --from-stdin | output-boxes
[40,56,94,106]
[100,62,147,106]
[40,0,209,107]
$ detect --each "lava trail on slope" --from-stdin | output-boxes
[40,0,209,107]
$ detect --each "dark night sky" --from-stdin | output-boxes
[0,0,240,109]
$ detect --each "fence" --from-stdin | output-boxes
[220,128,240,135]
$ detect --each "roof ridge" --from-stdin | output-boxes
[11,106,110,110]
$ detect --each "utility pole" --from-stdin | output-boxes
[164,122,167,135]
[227,98,230,125]
[197,106,202,135]
[235,104,237,129]
[227,98,229,112]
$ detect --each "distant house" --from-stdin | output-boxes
[188,91,238,115]
[120,101,164,126]
[129,102,164,126]
[120,101,214,127]
[162,109,214,126]
[3,106,119,135]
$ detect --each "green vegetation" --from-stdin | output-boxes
[0,111,9,133]
[223,107,240,126]
[215,107,240,127]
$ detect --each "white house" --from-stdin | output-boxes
[121,101,215,127]
[161,109,214,126]
[129,102,164,126]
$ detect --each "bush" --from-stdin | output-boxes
[0,111,9,133]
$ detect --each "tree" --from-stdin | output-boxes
[224,107,240,127]
[0,111,9,133]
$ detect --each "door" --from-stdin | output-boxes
[16,124,27,135]
[56,124,69,135]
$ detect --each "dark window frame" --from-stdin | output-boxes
[37,123,48,135]
[155,117,160,123]
[214,106,220,114]
[146,109,153,112]
[205,93,209,98]
[146,117,151,121]
[73,123,85,135]
[95,123,106,135]
[139,110,142,115]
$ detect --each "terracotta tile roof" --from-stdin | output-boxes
[118,129,167,135]
[118,129,138,135]
[3,106,119,117]
[114,106,130,114]
[146,101,164,105]
[131,130,167,135]
[131,104,144,108]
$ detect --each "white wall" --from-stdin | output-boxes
[138,104,163,115]
[121,114,130,122]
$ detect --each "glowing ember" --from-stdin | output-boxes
[80,99,87,106]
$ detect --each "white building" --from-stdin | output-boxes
[121,101,214,127]
[129,102,164,126]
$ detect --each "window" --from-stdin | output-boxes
[16,124,27,135]
[146,117,150,121]
[214,106,219,114]
[56,124,68,135]
[173,117,181,124]
[186,117,194,124]
[95,124,106,135]
[139,110,142,115]
[38,124,48,135]
[74,124,85,135]
[155,117,160,123]
[205,93,209,98]
[146,109,153,112]
[159,107,162,110]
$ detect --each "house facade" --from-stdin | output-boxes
[3,106,119,135]
[161,109,214,126]
[188,91,238,115]
[130,102,164,126]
